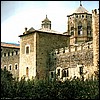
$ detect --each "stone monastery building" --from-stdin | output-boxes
[1,2,99,81]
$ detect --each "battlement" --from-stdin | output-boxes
[50,41,93,55]
[92,9,99,15]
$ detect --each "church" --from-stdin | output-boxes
[1,2,99,81]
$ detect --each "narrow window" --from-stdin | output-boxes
[25,45,30,54]
[71,27,74,35]
[16,51,18,55]
[66,69,69,77]
[8,52,10,56]
[76,15,78,18]
[4,53,6,57]
[79,67,83,75]
[15,64,18,70]
[62,70,66,77]
[78,26,82,35]
[51,72,54,78]
[82,15,84,18]
[9,65,12,70]
[26,67,29,76]
[57,69,60,76]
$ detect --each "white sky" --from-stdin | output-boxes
[1,1,99,43]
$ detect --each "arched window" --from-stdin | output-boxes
[78,22,82,35]
[4,65,6,70]
[26,67,29,76]
[62,70,66,77]
[66,69,69,77]
[9,65,12,70]
[25,45,30,54]
[79,67,83,75]
[15,64,18,70]
[71,26,74,35]
[57,69,60,76]
[4,53,6,57]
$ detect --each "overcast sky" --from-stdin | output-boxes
[1,1,99,43]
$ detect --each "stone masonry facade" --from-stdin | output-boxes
[1,6,99,81]
[1,43,20,79]
[92,9,99,70]
[49,9,99,81]
[49,41,94,81]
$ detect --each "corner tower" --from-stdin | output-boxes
[67,1,92,45]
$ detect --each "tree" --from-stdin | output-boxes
[1,68,15,98]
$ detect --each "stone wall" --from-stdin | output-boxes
[19,30,70,80]
[1,46,20,79]
[19,33,37,80]
[49,41,94,80]
[92,9,99,70]
[36,32,70,80]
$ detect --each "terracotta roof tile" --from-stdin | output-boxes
[1,42,20,48]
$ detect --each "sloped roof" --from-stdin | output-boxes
[28,27,35,32]
[38,28,62,34]
[42,15,51,22]
[73,5,91,14]
[1,42,20,48]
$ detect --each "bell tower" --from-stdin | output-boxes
[41,15,51,30]
[67,1,92,45]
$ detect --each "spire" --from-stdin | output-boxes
[80,1,82,6]
[46,14,47,18]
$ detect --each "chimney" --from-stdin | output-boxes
[25,27,27,34]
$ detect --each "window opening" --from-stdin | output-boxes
[8,52,10,56]
[57,69,60,76]
[78,26,82,35]
[66,69,69,77]
[9,65,12,70]
[15,64,18,70]
[4,53,6,57]
[26,67,29,76]
[51,72,54,78]
[26,46,29,54]
[16,51,18,55]
[4,65,6,70]
[79,67,83,75]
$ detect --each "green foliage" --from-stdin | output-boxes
[1,68,15,98]
[1,70,99,99]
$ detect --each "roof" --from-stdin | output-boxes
[67,4,91,17]
[1,42,20,48]
[38,28,62,34]
[23,27,35,34]
[19,29,70,37]
[28,27,35,32]
[73,5,91,14]
[42,15,51,22]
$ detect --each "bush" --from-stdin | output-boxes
[1,70,99,99]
